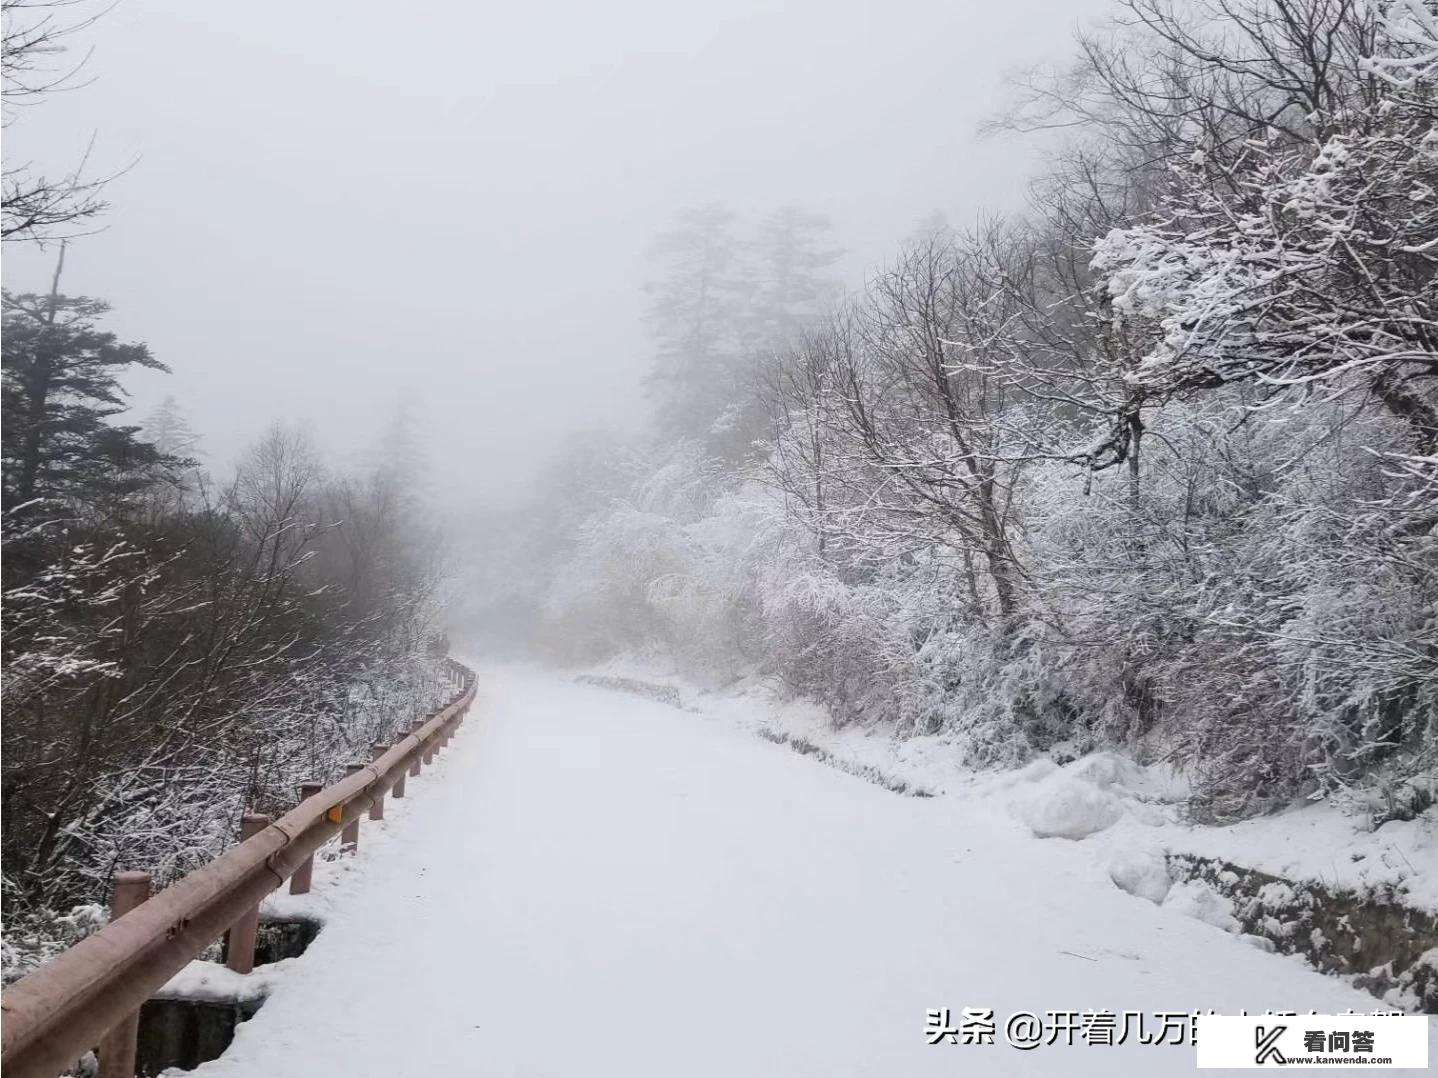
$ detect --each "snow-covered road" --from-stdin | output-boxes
[194,667,1419,1077]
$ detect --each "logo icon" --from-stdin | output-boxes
[1254,1025,1287,1065]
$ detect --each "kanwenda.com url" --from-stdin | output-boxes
[1280,1058,1394,1066]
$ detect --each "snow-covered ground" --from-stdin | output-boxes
[641,667,1438,915]
[179,665,1432,1076]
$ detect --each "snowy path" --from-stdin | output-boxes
[195,667,1416,1077]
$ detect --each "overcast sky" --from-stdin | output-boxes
[3,0,1109,507]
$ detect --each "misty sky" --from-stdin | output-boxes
[3,0,1109,506]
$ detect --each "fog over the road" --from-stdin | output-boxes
[7,3,1438,1051]
[3,0,1103,503]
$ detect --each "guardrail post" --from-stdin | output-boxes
[0,660,477,1078]
[369,743,387,820]
[289,781,325,894]
[392,754,407,798]
[224,814,270,975]
[96,871,152,1078]
[409,720,424,776]
[342,763,364,852]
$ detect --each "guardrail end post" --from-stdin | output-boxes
[290,781,325,894]
[369,743,388,819]
[224,814,271,975]
[96,870,152,1078]
[342,763,364,852]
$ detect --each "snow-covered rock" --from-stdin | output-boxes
[1163,880,1240,934]
[1012,773,1125,840]
[1107,846,1173,904]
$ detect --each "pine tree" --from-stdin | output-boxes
[2,288,171,510]
[747,205,842,351]
[142,395,201,459]
[644,203,746,439]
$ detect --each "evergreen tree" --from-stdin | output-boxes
[2,289,171,511]
[747,205,842,352]
[644,204,843,463]
[142,395,201,459]
[644,203,746,439]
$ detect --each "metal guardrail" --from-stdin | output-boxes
[0,659,478,1078]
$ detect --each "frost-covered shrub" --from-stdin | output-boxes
[1012,390,1438,818]
[541,504,690,663]
[1,897,106,985]
[755,559,909,726]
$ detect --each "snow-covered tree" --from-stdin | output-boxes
[645,203,747,443]
[515,0,1438,825]
[2,289,173,510]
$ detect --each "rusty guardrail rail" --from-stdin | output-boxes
[0,658,478,1078]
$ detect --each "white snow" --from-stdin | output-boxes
[604,664,1437,914]
[1162,880,1241,934]
[257,887,331,926]
[154,959,295,1005]
[1106,847,1173,905]
[179,666,1434,1077]
[1162,805,1438,911]
[1011,771,1125,839]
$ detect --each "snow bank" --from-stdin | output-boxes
[606,662,959,797]
[1011,773,1125,839]
[992,750,1183,840]
[1165,804,1438,913]
[568,658,1438,1014]
[692,665,1437,911]
[259,887,331,925]
[154,958,297,1004]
